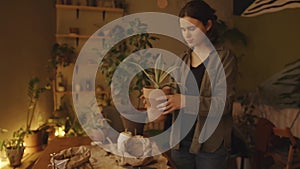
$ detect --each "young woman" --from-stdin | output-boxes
[158,1,238,168]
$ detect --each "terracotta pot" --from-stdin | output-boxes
[6,147,25,167]
[24,131,43,153]
[143,87,171,122]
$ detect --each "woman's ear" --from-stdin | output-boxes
[205,20,213,32]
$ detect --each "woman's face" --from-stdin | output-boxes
[179,16,208,48]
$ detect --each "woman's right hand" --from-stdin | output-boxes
[156,93,186,115]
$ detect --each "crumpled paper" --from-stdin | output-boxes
[50,146,92,169]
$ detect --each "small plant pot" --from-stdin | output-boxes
[6,147,25,167]
[24,131,43,153]
[143,87,171,122]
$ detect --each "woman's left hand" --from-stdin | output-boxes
[156,94,185,115]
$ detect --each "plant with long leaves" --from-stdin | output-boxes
[130,54,178,89]
[26,77,50,132]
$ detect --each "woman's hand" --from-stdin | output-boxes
[156,94,185,115]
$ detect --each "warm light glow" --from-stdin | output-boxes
[0,158,9,168]
[54,126,65,137]
[0,151,8,168]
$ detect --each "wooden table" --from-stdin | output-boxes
[1,151,44,169]
[32,136,91,169]
[32,136,177,169]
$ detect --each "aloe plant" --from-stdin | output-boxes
[130,54,178,89]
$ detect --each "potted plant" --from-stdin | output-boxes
[48,43,76,92]
[98,19,159,134]
[1,128,25,167]
[24,77,50,153]
[50,43,76,69]
[129,53,178,122]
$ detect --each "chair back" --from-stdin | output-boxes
[252,118,276,169]
[273,127,298,147]
[272,127,300,169]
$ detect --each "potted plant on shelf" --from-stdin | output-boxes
[24,77,51,153]
[1,128,25,167]
[48,43,76,92]
[50,43,76,69]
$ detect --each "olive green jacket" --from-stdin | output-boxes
[171,45,238,154]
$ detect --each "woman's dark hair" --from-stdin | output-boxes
[179,0,219,43]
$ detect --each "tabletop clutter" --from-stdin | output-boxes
[49,131,170,169]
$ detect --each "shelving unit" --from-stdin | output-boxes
[56,33,109,39]
[56,4,124,13]
[53,3,123,116]
[56,34,91,39]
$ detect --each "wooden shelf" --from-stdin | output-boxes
[54,3,118,114]
[56,34,90,39]
[54,90,109,95]
[56,34,109,39]
[56,4,124,13]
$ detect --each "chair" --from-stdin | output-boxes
[270,127,300,169]
[252,118,276,169]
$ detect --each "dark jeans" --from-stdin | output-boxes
[171,141,229,169]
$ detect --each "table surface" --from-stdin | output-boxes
[1,150,44,169]
[31,136,177,169]
[32,136,91,169]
